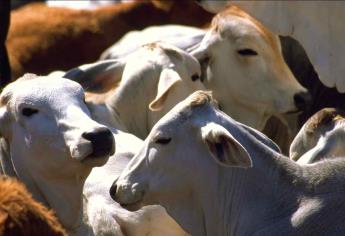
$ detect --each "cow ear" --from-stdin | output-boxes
[64,59,125,93]
[189,46,210,82]
[201,123,252,168]
[149,68,182,111]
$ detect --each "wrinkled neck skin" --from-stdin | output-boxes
[2,142,91,235]
[106,69,159,139]
[31,169,91,235]
[167,123,301,236]
[204,79,270,131]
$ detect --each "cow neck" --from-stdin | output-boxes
[205,83,270,131]
[31,168,91,234]
[2,139,91,234]
[18,158,90,234]
[196,123,303,236]
[0,138,16,176]
[106,68,159,139]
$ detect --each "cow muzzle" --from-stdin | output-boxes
[110,181,146,211]
[82,127,115,158]
[293,91,312,112]
[69,126,115,163]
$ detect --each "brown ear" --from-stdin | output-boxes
[149,68,182,111]
[201,122,252,168]
[64,59,125,93]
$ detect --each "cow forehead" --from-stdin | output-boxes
[152,91,217,133]
[212,6,279,51]
[3,77,84,107]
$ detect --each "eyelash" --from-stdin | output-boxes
[22,108,39,117]
[237,49,258,56]
[155,137,172,145]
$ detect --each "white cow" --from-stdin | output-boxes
[190,6,308,130]
[113,90,345,236]
[290,108,345,164]
[201,1,345,93]
[65,42,205,139]
[0,74,115,235]
[99,6,309,131]
[0,74,187,236]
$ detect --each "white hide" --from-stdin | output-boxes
[100,25,206,60]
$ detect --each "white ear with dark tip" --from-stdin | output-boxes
[201,122,252,168]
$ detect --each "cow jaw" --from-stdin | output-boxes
[113,181,147,211]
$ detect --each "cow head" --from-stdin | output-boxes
[142,42,206,125]
[111,91,253,235]
[290,108,345,164]
[190,6,310,130]
[0,74,115,179]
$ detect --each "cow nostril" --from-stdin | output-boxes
[109,182,117,200]
[82,127,114,157]
[294,92,312,111]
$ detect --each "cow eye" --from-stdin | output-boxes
[155,137,171,145]
[22,108,39,117]
[191,74,200,81]
[237,48,258,56]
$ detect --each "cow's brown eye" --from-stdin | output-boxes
[191,74,200,81]
[155,137,171,145]
[22,108,39,117]
[237,48,258,56]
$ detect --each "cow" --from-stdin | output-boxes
[0,73,115,235]
[290,108,345,164]
[189,6,309,131]
[112,90,345,236]
[65,42,205,139]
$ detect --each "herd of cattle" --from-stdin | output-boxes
[0,1,345,236]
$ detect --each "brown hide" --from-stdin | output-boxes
[6,1,213,83]
[0,177,67,236]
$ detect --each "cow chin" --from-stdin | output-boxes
[81,154,110,167]
[113,183,147,211]
[119,199,145,212]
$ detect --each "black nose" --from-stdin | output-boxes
[294,91,312,111]
[82,127,115,157]
[109,182,117,200]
